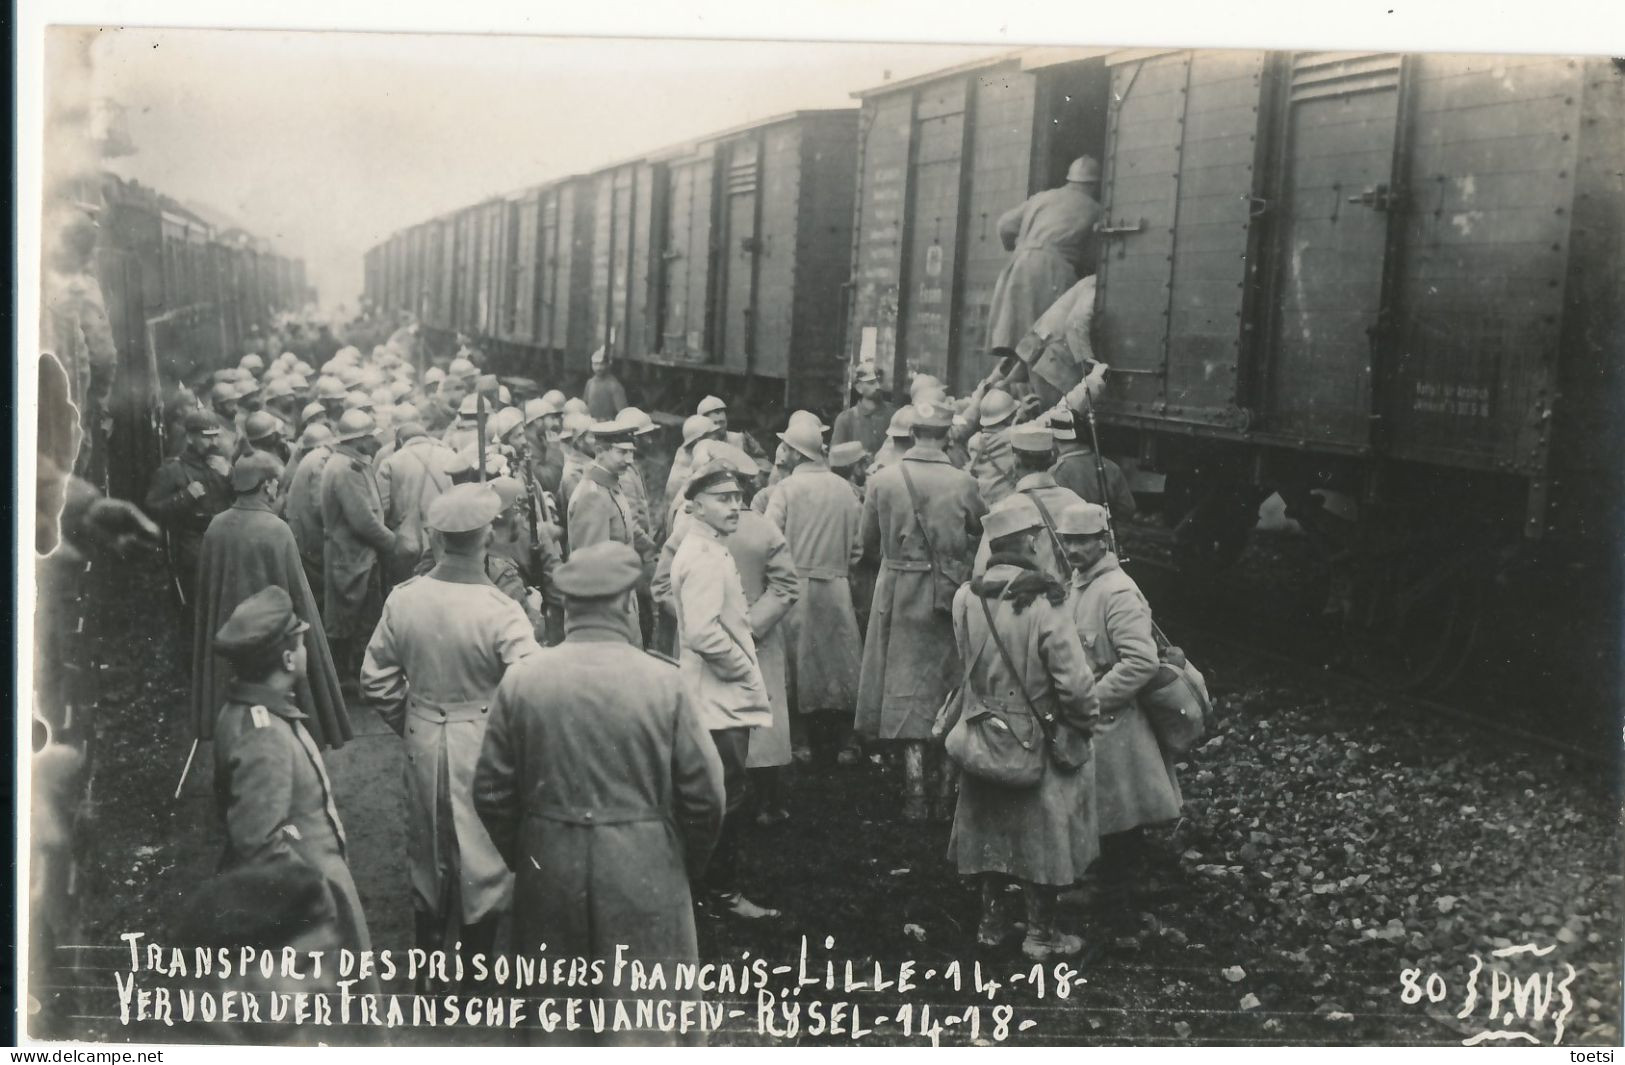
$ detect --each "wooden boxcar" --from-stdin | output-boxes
[382,109,858,418]
[848,51,1111,397]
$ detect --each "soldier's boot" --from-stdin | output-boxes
[977,877,1014,948]
[932,754,959,822]
[1021,884,1084,962]
[901,742,929,821]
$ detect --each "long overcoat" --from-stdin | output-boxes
[214,681,372,960]
[670,521,773,732]
[474,615,725,1044]
[375,435,453,586]
[657,511,799,769]
[1067,552,1183,834]
[360,555,540,924]
[857,446,987,739]
[764,463,865,714]
[985,183,1102,352]
[192,498,352,748]
[320,442,397,639]
[144,450,232,603]
[284,443,333,596]
[942,564,1100,885]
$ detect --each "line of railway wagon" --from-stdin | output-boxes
[365,46,1622,690]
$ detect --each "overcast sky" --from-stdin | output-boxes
[73,29,1005,311]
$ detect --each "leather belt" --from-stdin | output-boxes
[407,697,490,724]
[796,565,848,580]
[537,805,666,826]
[882,559,933,573]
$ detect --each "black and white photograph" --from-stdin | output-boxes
[18,0,1625,1050]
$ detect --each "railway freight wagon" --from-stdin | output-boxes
[49,173,308,500]
[373,109,859,422]
[852,46,1623,689]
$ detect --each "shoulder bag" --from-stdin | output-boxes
[1138,619,1215,754]
[944,589,1085,788]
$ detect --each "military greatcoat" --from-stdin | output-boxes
[1067,552,1183,834]
[361,555,540,924]
[857,446,987,740]
[320,442,397,639]
[764,462,865,715]
[474,611,725,1045]
[213,680,372,958]
[943,564,1100,885]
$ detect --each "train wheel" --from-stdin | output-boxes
[1343,548,1489,693]
[1170,478,1262,574]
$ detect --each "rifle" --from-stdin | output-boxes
[1076,382,1122,561]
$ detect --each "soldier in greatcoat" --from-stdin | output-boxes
[765,418,866,766]
[972,423,1087,579]
[193,452,352,751]
[320,410,399,687]
[375,419,454,590]
[670,461,781,919]
[654,445,799,823]
[857,400,987,820]
[985,155,1103,357]
[362,483,541,980]
[284,423,337,599]
[474,543,725,1046]
[938,497,1098,961]
[568,416,655,639]
[210,587,375,976]
[1059,502,1183,892]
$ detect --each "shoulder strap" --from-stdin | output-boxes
[1025,491,1073,579]
[975,589,1058,741]
[897,462,942,567]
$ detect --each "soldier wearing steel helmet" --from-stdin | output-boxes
[985,155,1104,358]
[319,409,400,688]
[858,398,987,821]
[361,483,540,980]
[966,388,1021,508]
[145,410,233,622]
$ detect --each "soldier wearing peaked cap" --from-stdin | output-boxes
[474,540,725,1043]
[362,483,541,982]
[972,421,1086,580]
[567,419,655,642]
[210,587,376,979]
[667,460,782,920]
[1058,500,1182,862]
[194,453,352,751]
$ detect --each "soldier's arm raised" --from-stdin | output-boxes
[359,603,409,735]
[670,684,726,879]
[473,678,522,869]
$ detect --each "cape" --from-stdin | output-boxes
[191,500,353,748]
